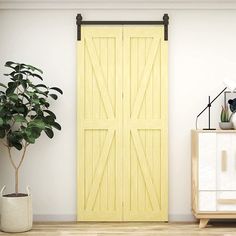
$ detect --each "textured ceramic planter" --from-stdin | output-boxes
[0,186,32,233]
[219,122,233,130]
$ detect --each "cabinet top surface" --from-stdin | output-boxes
[191,129,236,133]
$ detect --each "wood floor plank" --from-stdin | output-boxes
[1,222,236,235]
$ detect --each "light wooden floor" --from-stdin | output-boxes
[2,222,236,235]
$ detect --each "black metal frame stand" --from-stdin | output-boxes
[197,87,227,130]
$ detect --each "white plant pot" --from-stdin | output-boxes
[219,122,233,130]
[0,186,32,233]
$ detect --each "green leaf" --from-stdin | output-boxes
[35,84,48,89]
[49,94,58,100]
[28,119,45,130]
[20,93,31,102]
[8,82,15,87]
[32,98,40,104]
[6,85,16,95]
[23,134,35,144]
[32,73,43,80]
[13,104,28,117]
[21,80,27,90]
[0,117,3,126]
[44,102,50,108]
[23,128,38,143]
[14,64,24,72]
[5,61,16,69]
[26,91,35,97]
[51,122,61,130]
[7,131,23,150]
[35,89,48,97]
[20,64,43,74]
[13,142,23,150]
[44,128,54,138]
[0,83,7,88]
[43,110,56,119]
[30,127,41,139]
[5,61,15,66]
[50,87,63,95]
[13,74,23,80]
[14,115,27,123]
[8,94,18,101]
[44,115,55,124]
[0,128,5,138]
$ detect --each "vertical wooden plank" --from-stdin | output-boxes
[115,28,123,220]
[131,38,138,212]
[160,27,168,220]
[145,37,153,211]
[100,38,108,211]
[84,40,93,208]
[153,130,161,204]
[138,37,146,212]
[77,33,85,219]
[153,39,161,119]
[123,27,131,220]
[108,38,115,210]
[153,40,161,204]
[93,37,101,211]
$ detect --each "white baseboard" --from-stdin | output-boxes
[33,215,76,222]
[33,214,196,222]
[168,214,196,222]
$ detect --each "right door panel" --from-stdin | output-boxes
[217,134,236,191]
[123,27,168,221]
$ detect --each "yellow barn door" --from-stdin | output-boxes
[77,26,168,221]
[77,27,123,221]
[123,27,168,221]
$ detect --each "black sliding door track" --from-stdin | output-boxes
[76,14,169,41]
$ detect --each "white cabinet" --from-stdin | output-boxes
[192,130,236,228]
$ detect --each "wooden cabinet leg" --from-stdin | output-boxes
[199,219,209,228]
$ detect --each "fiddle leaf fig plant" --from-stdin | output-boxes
[0,61,63,195]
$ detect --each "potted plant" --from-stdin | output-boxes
[0,61,62,232]
[219,105,233,130]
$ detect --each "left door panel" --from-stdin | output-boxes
[77,27,123,221]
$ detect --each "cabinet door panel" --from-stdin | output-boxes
[199,191,216,211]
[216,134,236,190]
[217,191,236,211]
[198,133,216,190]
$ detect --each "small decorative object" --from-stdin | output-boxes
[196,79,236,130]
[229,98,236,129]
[0,61,63,232]
[219,105,233,130]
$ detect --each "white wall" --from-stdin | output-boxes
[1,2,236,221]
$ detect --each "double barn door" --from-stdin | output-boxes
[77,26,168,221]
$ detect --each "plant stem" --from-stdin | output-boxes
[6,142,29,194]
[15,169,19,194]
[18,142,28,170]
[7,147,17,170]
